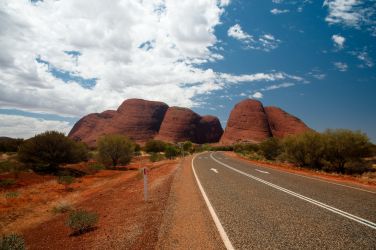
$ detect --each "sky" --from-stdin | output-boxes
[0,0,375,142]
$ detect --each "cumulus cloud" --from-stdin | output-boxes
[0,114,72,138]
[0,0,302,126]
[334,62,348,71]
[332,34,345,49]
[352,50,374,68]
[228,24,281,52]
[270,8,289,14]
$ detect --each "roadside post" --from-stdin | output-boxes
[143,167,148,201]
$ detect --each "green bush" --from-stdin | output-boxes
[258,138,281,160]
[0,138,24,153]
[66,209,98,234]
[4,192,19,199]
[165,145,180,159]
[144,140,166,153]
[97,134,134,167]
[149,153,165,162]
[322,129,372,173]
[0,233,25,250]
[0,179,16,188]
[18,131,88,171]
[88,162,106,171]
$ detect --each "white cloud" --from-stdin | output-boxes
[250,92,263,99]
[353,51,374,68]
[261,82,295,91]
[0,0,303,127]
[0,114,72,139]
[323,0,376,35]
[334,62,348,71]
[332,34,345,49]
[227,24,281,52]
[270,8,289,14]
[228,24,252,41]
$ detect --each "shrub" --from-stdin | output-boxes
[4,192,19,199]
[0,138,24,153]
[58,176,75,191]
[144,140,166,153]
[66,209,98,234]
[18,131,88,171]
[133,143,141,156]
[97,135,134,167]
[0,179,15,188]
[282,131,325,169]
[233,143,259,153]
[149,153,165,162]
[181,141,193,154]
[88,162,106,171]
[258,138,281,160]
[165,145,180,159]
[53,202,73,214]
[0,233,25,250]
[323,129,372,173]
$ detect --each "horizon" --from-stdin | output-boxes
[0,0,375,142]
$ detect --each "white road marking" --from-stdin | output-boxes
[219,153,376,194]
[255,169,269,174]
[192,154,235,250]
[210,153,376,230]
[210,168,219,174]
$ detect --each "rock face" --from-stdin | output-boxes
[196,116,223,144]
[220,99,311,145]
[220,99,272,145]
[155,107,201,143]
[68,99,169,147]
[264,106,311,138]
[68,99,223,147]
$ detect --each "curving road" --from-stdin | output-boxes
[192,151,376,249]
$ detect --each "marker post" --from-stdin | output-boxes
[143,167,148,202]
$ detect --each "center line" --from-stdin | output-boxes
[211,153,376,230]
[255,169,269,174]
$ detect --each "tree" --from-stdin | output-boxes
[165,145,180,159]
[323,129,372,173]
[18,131,88,170]
[97,134,134,167]
[144,140,166,153]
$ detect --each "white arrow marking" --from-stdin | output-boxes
[210,168,219,174]
[255,169,269,174]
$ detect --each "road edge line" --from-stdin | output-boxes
[211,152,376,230]
[192,153,235,250]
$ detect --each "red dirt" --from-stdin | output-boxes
[225,152,376,190]
[1,158,179,249]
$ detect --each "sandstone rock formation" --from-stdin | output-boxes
[155,107,201,143]
[220,99,311,145]
[196,116,223,143]
[68,99,168,147]
[69,99,223,147]
[220,99,272,145]
[264,106,311,138]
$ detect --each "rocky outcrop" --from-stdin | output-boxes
[220,99,272,144]
[220,99,311,145]
[155,107,201,143]
[264,106,311,138]
[68,99,168,147]
[69,99,223,147]
[196,116,224,144]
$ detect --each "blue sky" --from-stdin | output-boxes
[0,0,375,142]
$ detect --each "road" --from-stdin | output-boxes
[192,151,376,249]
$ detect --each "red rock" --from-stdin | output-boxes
[68,99,168,147]
[264,106,311,138]
[220,99,272,144]
[196,115,223,143]
[155,107,201,143]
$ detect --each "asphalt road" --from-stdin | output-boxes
[192,151,376,249]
